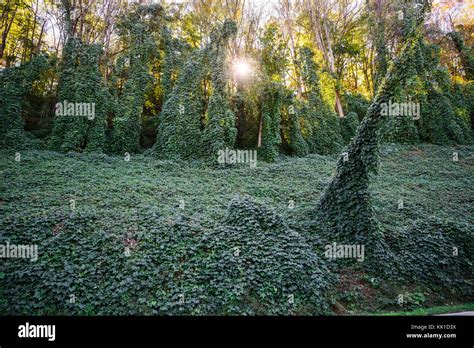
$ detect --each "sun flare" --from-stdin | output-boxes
[233,59,252,78]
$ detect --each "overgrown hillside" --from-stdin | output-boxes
[1,144,472,315]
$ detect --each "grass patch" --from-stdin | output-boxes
[371,303,474,316]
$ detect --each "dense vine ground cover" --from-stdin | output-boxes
[0,144,472,315]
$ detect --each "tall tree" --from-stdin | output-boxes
[313,0,431,246]
[0,54,50,148]
[202,19,238,160]
[303,0,363,117]
[155,19,238,160]
[448,31,474,81]
[298,46,343,154]
[257,21,289,161]
[48,39,110,152]
[110,4,164,154]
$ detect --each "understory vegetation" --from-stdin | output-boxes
[0,144,472,314]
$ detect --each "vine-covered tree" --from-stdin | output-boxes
[1,0,472,157]
[49,38,110,152]
[368,0,390,93]
[298,46,343,154]
[313,0,432,248]
[258,22,290,162]
[155,19,237,160]
[160,27,190,102]
[448,31,474,81]
[202,20,238,161]
[380,4,471,145]
[0,54,49,148]
[110,4,164,154]
[153,49,206,159]
[259,82,283,162]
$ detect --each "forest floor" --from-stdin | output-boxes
[1,143,472,314]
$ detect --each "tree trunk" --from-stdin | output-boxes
[257,114,263,148]
[236,83,246,147]
[0,8,17,60]
[307,1,345,117]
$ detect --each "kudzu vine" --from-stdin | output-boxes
[314,1,431,248]
[49,38,111,152]
[202,20,238,161]
[154,19,237,160]
[0,55,50,149]
[110,4,164,154]
[380,4,471,145]
[298,47,343,155]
